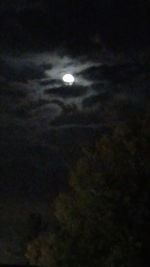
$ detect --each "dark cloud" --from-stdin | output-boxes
[40,79,62,86]
[12,107,31,119]
[0,59,46,82]
[97,64,149,83]
[82,92,112,108]
[80,65,103,81]
[81,61,150,88]
[0,83,27,98]
[44,85,88,98]
[91,82,109,93]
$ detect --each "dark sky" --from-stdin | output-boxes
[0,0,149,263]
[0,0,149,50]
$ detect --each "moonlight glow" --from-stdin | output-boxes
[62,74,75,85]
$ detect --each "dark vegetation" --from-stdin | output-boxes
[25,105,150,267]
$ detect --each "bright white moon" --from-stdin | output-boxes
[62,74,75,85]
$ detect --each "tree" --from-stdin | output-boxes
[26,113,150,267]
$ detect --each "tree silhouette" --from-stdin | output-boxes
[26,111,150,267]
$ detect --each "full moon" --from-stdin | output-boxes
[62,74,75,85]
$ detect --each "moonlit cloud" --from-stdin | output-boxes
[0,47,149,134]
[0,51,104,128]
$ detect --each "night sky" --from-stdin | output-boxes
[0,0,149,263]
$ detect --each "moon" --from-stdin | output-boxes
[62,74,75,85]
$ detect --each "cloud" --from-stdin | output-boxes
[0,48,148,135]
[82,92,111,108]
[0,58,46,83]
[44,85,88,98]
[0,82,27,98]
[40,79,60,86]
[79,65,103,81]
